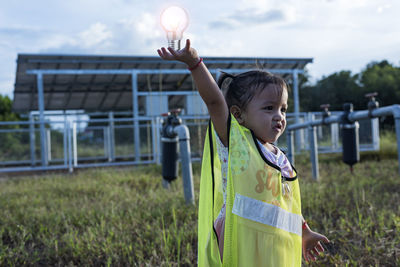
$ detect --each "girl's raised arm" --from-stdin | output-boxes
[157,39,229,146]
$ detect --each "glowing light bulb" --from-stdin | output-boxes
[160,6,189,50]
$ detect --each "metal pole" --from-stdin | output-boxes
[29,112,36,166]
[104,127,110,161]
[108,112,115,161]
[371,118,380,150]
[37,73,48,166]
[292,70,301,152]
[46,129,52,162]
[132,72,141,162]
[395,117,400,174]
[308,123,319,180]
[151,118,157,163]
[63,111,68,167]
[156,116,162,165]
[287,104,400,178]
[67,121,73,173]
[173,125,195,205]
[286,130,295,165]
[72,122,78,167]
[331,123,339,150]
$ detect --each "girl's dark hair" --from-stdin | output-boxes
[217,70,289,110]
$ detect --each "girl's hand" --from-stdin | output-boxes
[157,39,200,69]
[302,227,330,263]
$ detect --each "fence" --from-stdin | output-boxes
[0,111,380,173]
[287,104,400,179]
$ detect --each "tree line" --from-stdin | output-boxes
[298,60,400,112]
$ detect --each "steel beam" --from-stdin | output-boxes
[132,72,140,162]
[292,70,301,152]
[72,122,78,167]
[108,112,115,162]
[29,112,36,166]
[308,115,319,180]
[63,112,68,167]
[25,58,312,65]
[36,73,48,166]
[27,68,304,75]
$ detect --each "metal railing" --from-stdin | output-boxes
[287,105,400,179]
[0,111,381,174]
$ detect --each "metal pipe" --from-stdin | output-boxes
[371,118,380,150]
[292,70,301,152]
[392,105,400,174]
[138,91,199,96]
[74,160,155,168]
[151,117,157,163]
[0,160,156,173]
[67,121,73,173]
[108,112,115,161]
[331,123,339,150]
[69,115,209,124]
[0,120,53,126]
[0,165,71,173]
[27,68,305,76]
[287,104,400,175]
[108,111,115,161]
[46,129,52,162]
[103,127,110,161]
[309,124,319,180]
[395,118,400,174]
[36,73,48,166]
[173,124,195,205]
[63,112,68,167]
[72,122,78,167]
[26,58,312,66]
[29,113,36,166]
[156,117,162,165]
[288,115,342,131]
[131,72,141,162]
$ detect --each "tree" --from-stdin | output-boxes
[0,94,20,121]
[360,60,400,107]
[0,94,25,160]
[300,71,363,112]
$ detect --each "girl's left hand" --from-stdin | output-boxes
[302,227,330,263]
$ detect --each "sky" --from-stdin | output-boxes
[1,0,399,98]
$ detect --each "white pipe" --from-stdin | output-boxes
[308,114,319,180]
[173,124,195,205]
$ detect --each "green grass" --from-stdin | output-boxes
[0,156,399,266]
[0,166,199,266]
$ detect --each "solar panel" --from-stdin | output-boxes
[13,54,312,112]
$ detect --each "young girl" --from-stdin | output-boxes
[158,39,329,266]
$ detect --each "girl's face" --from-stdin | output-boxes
[240,84,288,144]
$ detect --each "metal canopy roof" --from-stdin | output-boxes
[13,54,313,112]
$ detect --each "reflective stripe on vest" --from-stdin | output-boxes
[232,193,302,236]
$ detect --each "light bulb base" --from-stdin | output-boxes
[168,40,181,50]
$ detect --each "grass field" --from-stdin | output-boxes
[0,150,399,266]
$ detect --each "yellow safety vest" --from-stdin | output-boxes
[198,116,302,267]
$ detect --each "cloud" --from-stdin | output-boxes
[0,24,108,53]
[209,8,286,29]
[39,14,164,56]
[78,22,113,48]
[377,4,391,14]
[230,8,285,23]
[209,20,235,30]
